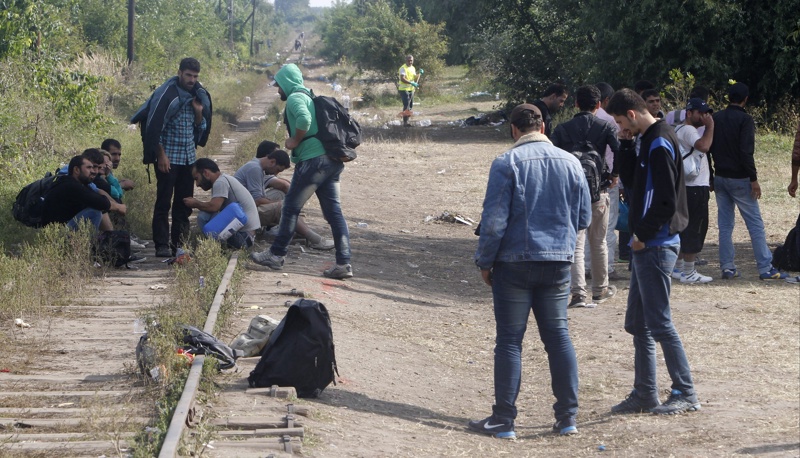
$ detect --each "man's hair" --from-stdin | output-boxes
[595,82,614,102]
[81,148,105,165]
[68,155,85,175]
[179,57,201,73]
[728,82,749,104]
[268,150,291,168]
[606,89,648,116]
[542,83,568,98]
[406,54,413,60]
[256,140,280,158]
[689,86,709,101]
[634,80,655,94]
[511,107,544,133]
[193,157,219,173]
[641,88,660,100]
[101,138,121,151]
[576,85,601,112]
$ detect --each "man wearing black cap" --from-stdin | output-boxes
[709,82,787,280]
[470,103,591,439]
[672,98,715,283]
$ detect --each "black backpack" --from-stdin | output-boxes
[287,90,361,162]
[13,172,59,228]
[248,299,338,398]
[565,123,608,203]
[773,213,800,271]
[93,230,132,268]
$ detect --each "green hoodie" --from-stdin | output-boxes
[274,64,325,163]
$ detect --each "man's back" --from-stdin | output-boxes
[551,112,619,161]
[234,159,266,200]
[213,174,260,232]
[708,105,756,180]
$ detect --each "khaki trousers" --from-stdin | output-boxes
[571,192,610,298]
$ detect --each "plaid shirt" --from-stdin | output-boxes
[160,101,206,165]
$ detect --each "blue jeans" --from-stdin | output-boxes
[714,176,773,274]
[625,243,695,399]
[491,261,578,422]
[271,155,351,265]
[67,208,102,231]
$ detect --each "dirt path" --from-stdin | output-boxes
[209,66,800,457]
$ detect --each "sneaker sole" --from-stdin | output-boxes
[555,426,578,436]
[651,403,701,415]
[466,425,516,440]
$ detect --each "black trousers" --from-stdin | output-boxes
[152,163,194,251]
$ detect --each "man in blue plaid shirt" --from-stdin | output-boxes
[143,58,210,257]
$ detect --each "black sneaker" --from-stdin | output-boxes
[611,390,660,414]
[568,295,587,308]
[552,417,577,435]
[155,246,172,258]
[650,389,700,415]
[467,416,516,439]
[592,285,617,303]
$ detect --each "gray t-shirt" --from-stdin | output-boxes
[234,159,266,200]
[213,174,260,232]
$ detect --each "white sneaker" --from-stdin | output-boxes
[671,269,683,280]
[680,270,713,284]
[308,238,335,250]
[130,239,147,250]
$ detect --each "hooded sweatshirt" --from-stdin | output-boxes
[274,64,325,163]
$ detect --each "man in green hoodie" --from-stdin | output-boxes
[250,64,353,279]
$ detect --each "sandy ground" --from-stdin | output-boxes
[211,69,800,458]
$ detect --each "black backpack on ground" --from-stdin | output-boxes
[287,89,361,162]
[773,213,800,271]
[181,325,243,370]
[248,299,338,398]
[93,230,132,268]
[13,172,59,228]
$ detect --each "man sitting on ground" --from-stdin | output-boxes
[234,141,334,250]
[102,138,135,191]
[41,155,127,231]
[183,158,260,249]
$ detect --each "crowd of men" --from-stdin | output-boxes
[469,79,796,440]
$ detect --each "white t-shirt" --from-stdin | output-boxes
[674,125,710,187]
[213,174,261,232]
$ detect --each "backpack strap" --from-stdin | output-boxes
[674,125,695,159]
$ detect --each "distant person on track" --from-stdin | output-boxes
[249,64,353,279]
[529,83,569,138]
[398,55,422,127]
[131,57,212,258]
[234,141,333,249]
[469,104,591,439]
[606,88,700,416]
[183,158,260,250]
[708,82,787,280]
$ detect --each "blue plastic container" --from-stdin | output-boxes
[203,203,248,241]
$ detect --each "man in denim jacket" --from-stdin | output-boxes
[469,104,591,439]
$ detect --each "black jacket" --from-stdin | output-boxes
[41,176,111,225]
[532,99,553,138]
[708,104,757,181]
[551,112,621,176]
[618,120,688,243]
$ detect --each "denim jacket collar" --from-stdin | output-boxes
[513,131,551,148]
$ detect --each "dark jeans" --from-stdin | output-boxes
[491,261,578,423]
[270,155,351,265]
[625,243,695,399]
[400,90,414,124]
[153,164,194,251]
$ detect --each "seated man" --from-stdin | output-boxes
[234,141,333,250]
[101,138,135,191]
[41,155,127,231]
[183,158,260,249]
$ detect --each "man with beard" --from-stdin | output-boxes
[131,57,212,258]
[250,63,353,279]
[183,158,260,249]
[530,83,569,138]
[41,155,127,231]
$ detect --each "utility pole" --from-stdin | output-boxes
[127,0,135,64]
[228,0,234,50]
[250,0,256,56]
